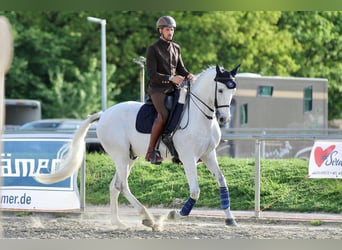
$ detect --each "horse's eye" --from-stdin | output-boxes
[218,89,223,93]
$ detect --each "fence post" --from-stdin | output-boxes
[254,139,261,218]
[261,130,266,158]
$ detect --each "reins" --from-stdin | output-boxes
[179,71,236,129]
[190,90,215,120]
[189,81,231,121]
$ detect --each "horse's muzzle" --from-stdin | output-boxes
[216,111,230,126]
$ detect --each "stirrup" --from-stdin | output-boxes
[145,149,163,165]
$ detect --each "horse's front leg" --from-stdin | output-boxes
[201,152,238,226]
[168,160,200,219]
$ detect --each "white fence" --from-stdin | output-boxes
[219,128,342,217]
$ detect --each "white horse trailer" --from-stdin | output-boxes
[220,73,328,158]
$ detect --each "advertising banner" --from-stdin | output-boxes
[1,138,81,211]
[309,140,342,179]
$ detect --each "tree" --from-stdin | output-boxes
[2,11,341,120]
[2,11,118,118]
[278,11,342,120]
[47,58,117,118]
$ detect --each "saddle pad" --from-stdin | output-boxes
[135,104,157,133]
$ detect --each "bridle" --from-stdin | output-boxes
[190,76,236,120]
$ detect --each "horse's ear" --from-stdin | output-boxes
[216,64,221,73]
[231,64,241,77]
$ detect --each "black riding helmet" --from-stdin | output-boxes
[156,16,176,32]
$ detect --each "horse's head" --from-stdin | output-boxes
[214,64,240,126]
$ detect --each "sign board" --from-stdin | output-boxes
[309,140,342,179]
[1,137,81,211]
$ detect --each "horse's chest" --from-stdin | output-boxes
[178,125,220,148]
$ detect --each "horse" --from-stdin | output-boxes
[34,64,240,231]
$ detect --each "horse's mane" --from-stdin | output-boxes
[194,66,215,82]
[198,65,215,74]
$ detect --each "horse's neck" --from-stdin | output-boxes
[191,72,215,106]
[186,72,216,126]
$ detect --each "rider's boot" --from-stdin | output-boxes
[145,116,164,165]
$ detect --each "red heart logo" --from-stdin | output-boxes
[314,145,336,167]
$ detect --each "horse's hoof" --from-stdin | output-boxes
[168,210,188,220]
[142,219,154,228]
[225,218,238,226]
[152,224,162,232]
[167,210,176,220]
[142,219,162,231]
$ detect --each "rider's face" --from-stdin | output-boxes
[160,27,174,41]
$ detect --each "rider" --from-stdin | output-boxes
[145,15,194,165]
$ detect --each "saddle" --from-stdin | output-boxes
[135,82,190,163]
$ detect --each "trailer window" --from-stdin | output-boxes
[240,103,248,125]
[304,86,312,112]
[257,85,273,97]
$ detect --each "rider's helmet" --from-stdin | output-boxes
[156,16,176,31]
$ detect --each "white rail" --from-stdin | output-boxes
[221,128,342,218]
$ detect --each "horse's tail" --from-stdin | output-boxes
[34,111,102,184]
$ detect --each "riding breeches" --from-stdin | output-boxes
[150,92,169,124]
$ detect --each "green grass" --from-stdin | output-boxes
[84,153,342,213]
[310,220,322,226]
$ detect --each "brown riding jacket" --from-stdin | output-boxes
[146,38,190,94]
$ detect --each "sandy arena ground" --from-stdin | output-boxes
[1,206,342,239]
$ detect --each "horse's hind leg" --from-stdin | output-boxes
[109,173,127,228]
[110,158,159,230]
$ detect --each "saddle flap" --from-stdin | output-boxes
[145,94,174,111]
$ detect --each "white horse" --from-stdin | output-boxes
[35,64,240,231]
